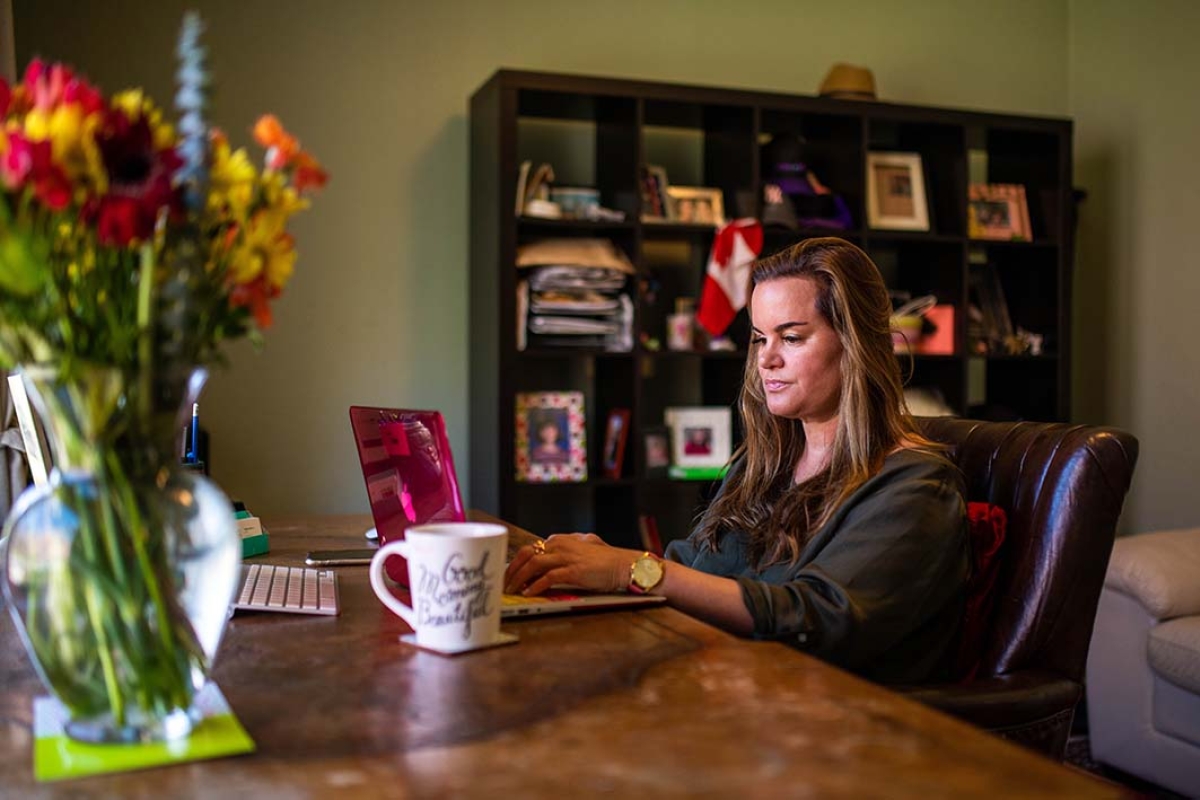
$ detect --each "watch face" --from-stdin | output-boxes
[633,556,663,589]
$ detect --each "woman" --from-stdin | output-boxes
[505,238,968,684]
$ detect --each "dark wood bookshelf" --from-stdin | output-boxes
[470,69,1073,545]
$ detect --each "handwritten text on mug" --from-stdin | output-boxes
[415,551,495,640]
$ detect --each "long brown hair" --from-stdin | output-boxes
[694,237,937,566]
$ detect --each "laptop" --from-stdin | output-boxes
[349,406,664,617]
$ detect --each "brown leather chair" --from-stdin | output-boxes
[900,418,1139,760]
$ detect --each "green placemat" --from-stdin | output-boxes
[33,683,255,782]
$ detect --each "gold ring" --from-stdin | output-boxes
[532,540,546,555]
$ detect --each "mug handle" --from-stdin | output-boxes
[369,540,416,628]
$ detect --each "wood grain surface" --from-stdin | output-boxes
[0,514,1123,798]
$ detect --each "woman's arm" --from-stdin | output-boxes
[503,534,755,635]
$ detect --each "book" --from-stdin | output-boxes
[515,160,531,215]
[638,514,664,556]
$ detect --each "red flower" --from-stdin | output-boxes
[22,58,102,115]
[62,76,103,115]
[292,151,328,193]
[0,79,11,118]
[91,195,143,246]
[21,58,46,96]
[1,133,37,186]
[229,276,280,329]
[1,132,71,211]
[88,107,182,245]
[34,163,72,210]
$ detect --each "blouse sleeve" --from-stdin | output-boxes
[663,458,744,568]
[736,455,968,675]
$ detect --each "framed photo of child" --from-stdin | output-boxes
[665,406,731,479]
[515,391,587,483]
[601,407,631,479]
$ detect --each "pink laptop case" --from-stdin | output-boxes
[349,407,466,585]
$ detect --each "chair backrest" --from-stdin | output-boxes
[917,418,1139,683]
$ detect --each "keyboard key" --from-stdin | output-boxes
[250,567,272,607]
[239,564,260,605]
[286,567,303,608]
[302,570,318,610]
[318,570,336,610]
[233,564,340,616]
[267,571,287,607]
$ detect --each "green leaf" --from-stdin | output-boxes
[0,228,48,297]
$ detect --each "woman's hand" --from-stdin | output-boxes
[504,533,634,596]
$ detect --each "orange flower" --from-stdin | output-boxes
[229,276,278,329]
[292,150,328,193]
[252,114,298,171]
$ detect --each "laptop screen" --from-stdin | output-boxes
[348,407,465,550]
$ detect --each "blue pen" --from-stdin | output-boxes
[187,402,199,463]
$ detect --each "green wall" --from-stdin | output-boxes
[1070,0,1200,532]
[14,0,1071,515]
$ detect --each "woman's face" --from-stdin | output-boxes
[750,276,844,422]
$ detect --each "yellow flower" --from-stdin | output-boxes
[260,170,309,217]
[227,209,296,291]
[21,104,106,192]
[208,131,257,223]
[112,89,175,150]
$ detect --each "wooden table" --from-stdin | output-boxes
[1,514,1121,798]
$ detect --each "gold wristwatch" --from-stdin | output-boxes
[628,552,665,595]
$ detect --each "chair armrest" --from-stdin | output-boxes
[1107,529,1200,620]
[896,670,1081,730]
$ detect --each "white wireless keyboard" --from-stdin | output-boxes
[233,563,340,616]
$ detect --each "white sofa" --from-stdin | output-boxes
[1086,528,1200,796]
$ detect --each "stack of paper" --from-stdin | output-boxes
[516,239,634,351]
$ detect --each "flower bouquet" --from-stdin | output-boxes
[0,13,325,742]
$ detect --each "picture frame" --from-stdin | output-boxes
[967,183,1032,241]
[639,164,673,222]
[515,391,587,483]
[665,406,731,477]
[601,407,631,479]
[666,186,726,227]
[642,424,671,477]
[866,152,929,231]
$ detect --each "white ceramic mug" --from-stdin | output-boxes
[369,522,508,652]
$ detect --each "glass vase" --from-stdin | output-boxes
[1,363,240,743]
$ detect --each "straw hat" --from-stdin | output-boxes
[818,63,877,100]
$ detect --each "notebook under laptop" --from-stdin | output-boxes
[349,406,664,617]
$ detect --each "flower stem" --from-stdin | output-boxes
[68,475,128,725]
[136,242,155,426]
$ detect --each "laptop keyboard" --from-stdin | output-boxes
[233,564,340,616]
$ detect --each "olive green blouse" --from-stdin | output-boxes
[665,449,969,685]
